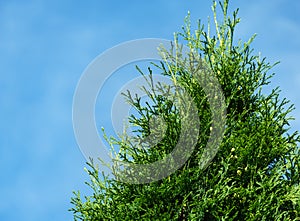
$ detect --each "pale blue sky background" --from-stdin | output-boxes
[0,0,299,220]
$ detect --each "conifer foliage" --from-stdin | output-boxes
[70,1,300,220]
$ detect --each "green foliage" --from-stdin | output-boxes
[70,0,300,220]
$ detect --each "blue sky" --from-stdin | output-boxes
[0,0,299,220]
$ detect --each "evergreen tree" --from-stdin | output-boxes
[70,0,300,220]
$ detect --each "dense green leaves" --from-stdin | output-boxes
[70,0,300,220]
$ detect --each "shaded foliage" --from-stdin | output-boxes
[70,1,300,220]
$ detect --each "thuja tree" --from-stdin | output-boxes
[70,0,300,220]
